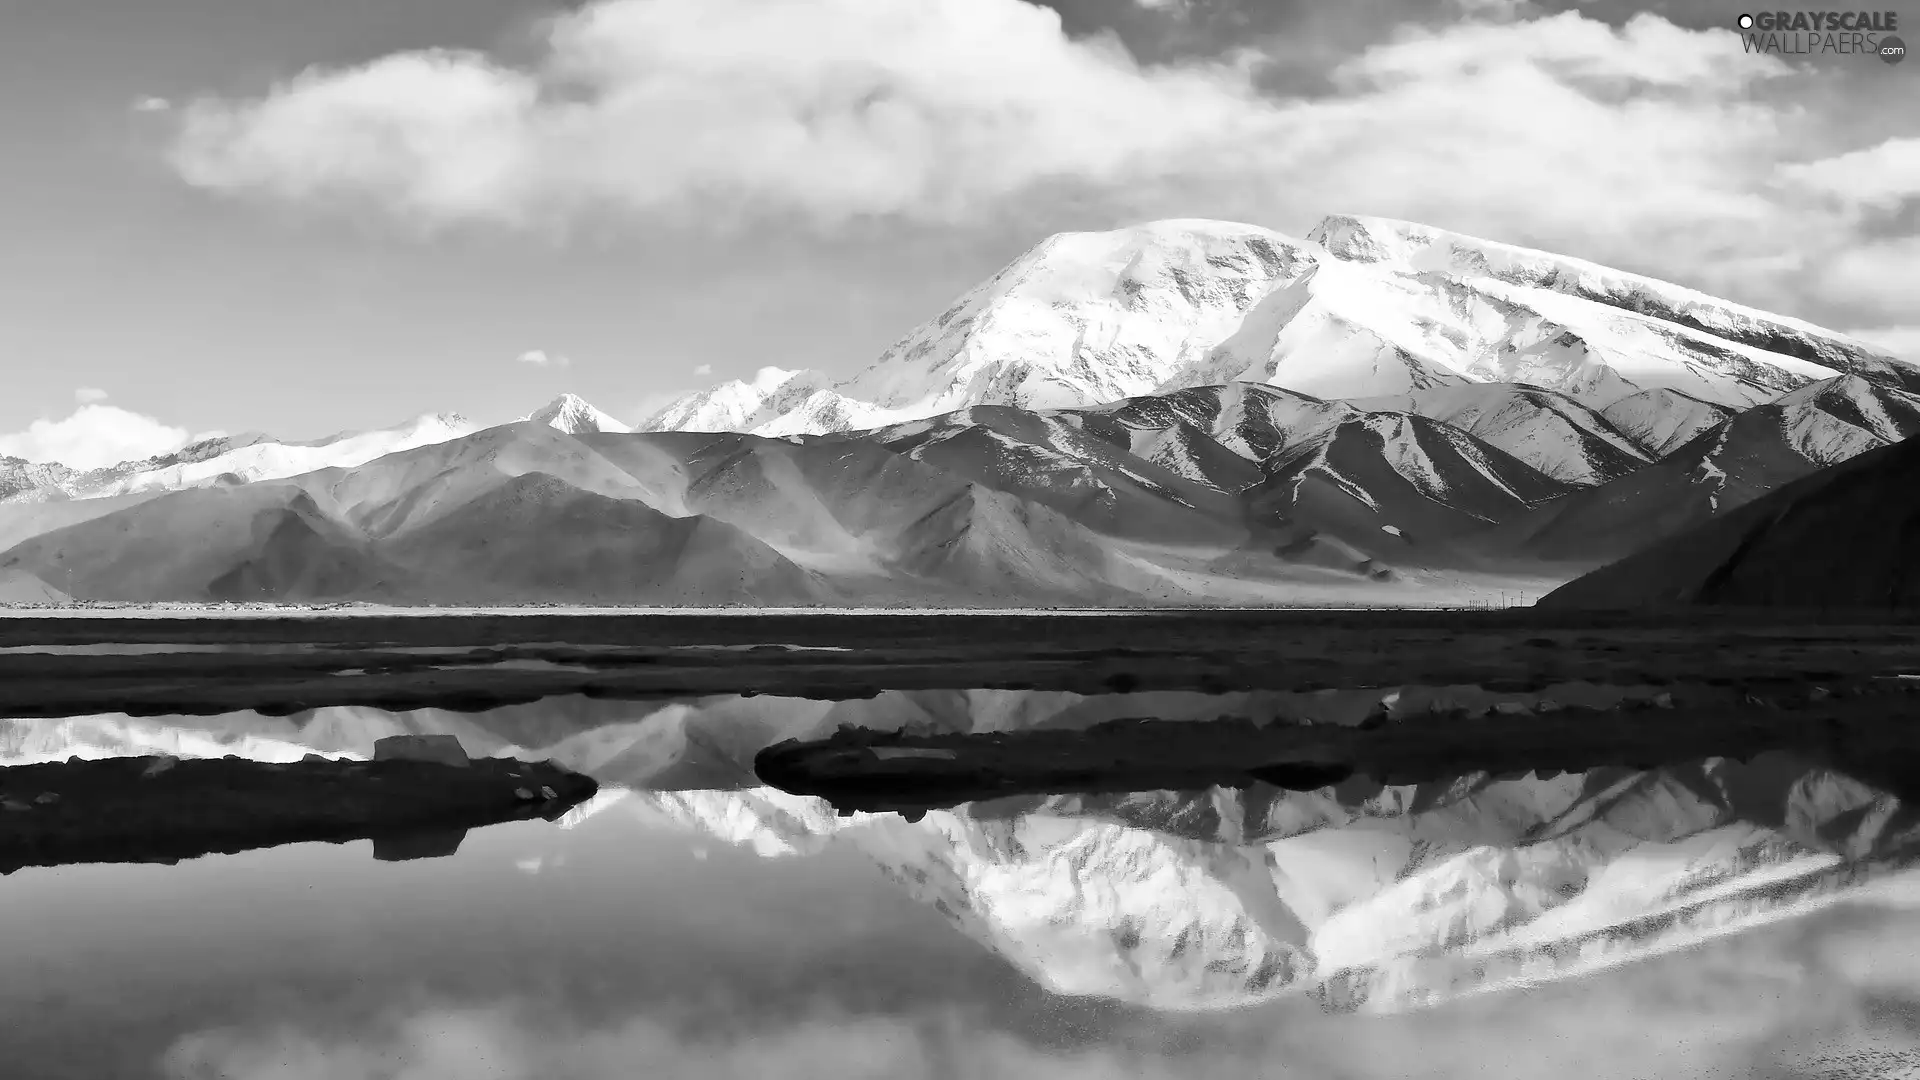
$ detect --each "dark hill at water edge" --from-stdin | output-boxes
[1538,433,1920,609]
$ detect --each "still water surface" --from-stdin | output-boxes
[4,688,1920,1079]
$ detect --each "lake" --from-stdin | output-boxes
[3,690,1920,1079]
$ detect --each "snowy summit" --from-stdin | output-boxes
[522,394,632,435]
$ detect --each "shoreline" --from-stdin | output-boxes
[754,680,1920,816]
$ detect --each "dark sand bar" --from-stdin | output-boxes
[755,677,1920,816]
[0,750,598,874]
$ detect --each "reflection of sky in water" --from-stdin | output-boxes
[4,694,1920,1078]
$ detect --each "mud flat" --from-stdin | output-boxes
[754,677,1920,817]
[2,609,1920,717]
[0,752,597,874]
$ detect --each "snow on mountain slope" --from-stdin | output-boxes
[1310,215,1906,387]
[844,220,1316,414]
[859,384,1580,574]
[1240,409,1574,568]
[0,456,84,504]
[523,393,631,434]
[872,406,1249,546]
[643,216,1918,439]
[1346,384,1651,485]
[638,367,918,437]
[1505,374,1920,567]
[1597,387,1734,457]
[43,413,481,501]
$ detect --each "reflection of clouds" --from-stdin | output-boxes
[155,891,1920,1080]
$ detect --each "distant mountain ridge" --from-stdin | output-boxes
[6,372,1920,605]
[0,413,477,504]
[2,213,1917,605]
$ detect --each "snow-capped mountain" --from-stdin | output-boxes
[522,393,631,434]
[641,368,916,438]
[0,412,479,503]
[639,215,1912,438]
[1,390,1590,605]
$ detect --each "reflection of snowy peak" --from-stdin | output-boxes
[630,756,1919,1014]
[641,215,1915,438]
[7,698,1916,1013]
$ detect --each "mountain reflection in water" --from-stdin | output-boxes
[3,688,1920,1079]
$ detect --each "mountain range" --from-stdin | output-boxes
[2,216,1916,605]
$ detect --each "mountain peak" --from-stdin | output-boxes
[524,394,631,435]
[636,213,1912,441]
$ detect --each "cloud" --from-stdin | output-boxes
[148,929,1920,1080]
[0,405,216,470]
[73,387,109,404]
[145,875,1920,1080]
[133,96,173,113]
[515,349,569,367]
[1814,237,1920,316]
[692,363,714,376]
[1846,325,1920,360]
[163,0,1920,324]
[1778,136,1920,215]
[152,1002,1753,1080]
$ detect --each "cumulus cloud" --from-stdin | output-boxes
[163,0,1920,323]
[133,96,173,113]
[0,406,219,470]
[1779,136,1920,215]
[515,349,569,367]
[73,387,109,404]
[692,363,714,376]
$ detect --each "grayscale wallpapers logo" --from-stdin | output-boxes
[1736,10,1905,61]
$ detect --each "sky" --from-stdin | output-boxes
[2,0,1918,464]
